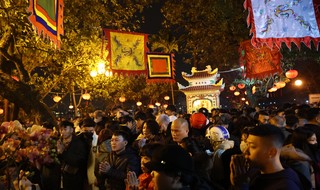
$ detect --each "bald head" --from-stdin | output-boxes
[171,118,189,143]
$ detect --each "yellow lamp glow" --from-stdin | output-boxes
[294,79,302,86]
[82,93,91,100]
[53,95,62,103]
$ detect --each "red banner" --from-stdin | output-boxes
[146,53,175,83]
[240,40,282,79]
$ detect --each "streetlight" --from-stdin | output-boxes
[294,79,303,86]
[91,60,112,78]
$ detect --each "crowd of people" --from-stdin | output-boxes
[6,103,320,189]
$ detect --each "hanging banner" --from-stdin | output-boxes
[103,29,148,75]
[28,0,64,48]
[239,40,282,79]
[146,53,175,83]
[244,0,320,49]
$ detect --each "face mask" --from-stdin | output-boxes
[240,141,248,153]
[309,143,318,152]
[83,132,93,140]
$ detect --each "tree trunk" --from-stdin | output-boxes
[0,71,57,124]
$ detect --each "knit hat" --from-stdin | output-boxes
[146,144,194,175]
[190,112,207,129]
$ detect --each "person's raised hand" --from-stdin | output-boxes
[125,171,139,190]
[230,154,250,186]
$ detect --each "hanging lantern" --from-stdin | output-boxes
[275,81,286,89]
[234,91,240,96]
[0,108,4,115]
[268,87,278,92]
[82,93,91,100]
[163,104,168,109]
[252,86,256,94]
[164,96,170,100]
[229,85,236,91]
[69,105,74,109]
[285,70,298,79]
[238,83,245,89]
[245,101,249,105]
[241,98,246,101]
[53,95,62,103]
[148,104,155,109]
[119,96,126,103]
[136,101,142,106]
[155,102,161,107]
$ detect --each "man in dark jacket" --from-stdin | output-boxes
[57,120,88,190]
[230,124,302,190]
[98,130,140,190]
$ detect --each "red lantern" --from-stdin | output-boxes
[238,83,245,89]
[229,85,236,91]
[285,70,298,79]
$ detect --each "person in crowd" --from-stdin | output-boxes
[285,114,299,132]
[165,105,178,122]
[134,111,147,135]
[145,108,156,120]
[125,143,163,190]
[291,127,320,189]
[93,110,107,135]
[98,130,140,190]
[133,119,163,151]
[155,114,170,135]
[79,118,99,190]
[57,120,88,190]
[111,106,129,120]
[170,118,189,146]
[210,108,220,123]
[295,104,310,127]
[269,115,291,142]
[206,125,235,188]
[304,108,320,141]
[256,111,270,125]
[95,128,113,190]
[145,144,212,190]
[93,110,104,124]
[230,124,303,189]
[189,112,209,137]
[119,115,139,139]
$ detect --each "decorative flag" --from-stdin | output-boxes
[103,29,148,75]
[244,0,320,49]
[28,0,64,48]
[146,53,175,83]
[239,40,282,79]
